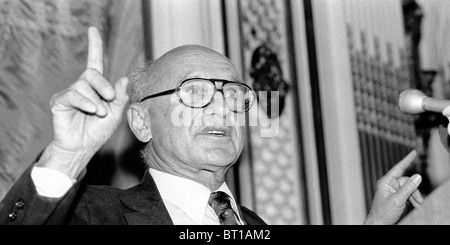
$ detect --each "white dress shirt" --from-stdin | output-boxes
[31,167,76,198]
[31,166,244,225]
[149,168,244,225]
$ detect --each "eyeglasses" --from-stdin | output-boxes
[140,78,256,113]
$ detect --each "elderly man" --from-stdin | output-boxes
[0,27,423,225]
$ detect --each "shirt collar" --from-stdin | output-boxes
[149,168,239,224]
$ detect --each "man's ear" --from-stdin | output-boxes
[127,104,152,143]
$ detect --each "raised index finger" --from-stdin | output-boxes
[87,26,104,75]
[386,150,417,178]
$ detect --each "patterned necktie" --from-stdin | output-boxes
[208,191,240,225]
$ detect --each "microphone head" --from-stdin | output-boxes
[398,89,427,115]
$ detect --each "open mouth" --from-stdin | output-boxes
[201,126,231,137]
[206,130,227,137]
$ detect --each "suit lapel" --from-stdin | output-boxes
[236,205,248,225]
[119,170,173,225]
[239,206,267,225]
[118,169,266,225]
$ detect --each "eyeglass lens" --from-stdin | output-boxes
[178,80,254,112]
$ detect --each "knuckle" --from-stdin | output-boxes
[71,80,86,90]
[49,92,60,107]
[65,89,77,97]
[376,177,386,186]
[64,89,82,102]
[84,69,108,88]
[84,68,98,81]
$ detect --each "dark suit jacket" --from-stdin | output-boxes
[0,164,266,225]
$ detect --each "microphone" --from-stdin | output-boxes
[398,89,450,115]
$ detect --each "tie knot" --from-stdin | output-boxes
[208,191,239,225]
[209,191,231,208]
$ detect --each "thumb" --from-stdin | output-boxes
[394,174,422,205]
[112,77,130,108]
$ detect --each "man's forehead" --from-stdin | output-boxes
[148,45,242,90]
[173,51,235,69]
[169,56,239,82]
[178,67,241,81]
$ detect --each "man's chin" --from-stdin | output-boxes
[193,138,242,164]
[199,149,237,166]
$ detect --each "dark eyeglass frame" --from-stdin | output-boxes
[139,78,255,112]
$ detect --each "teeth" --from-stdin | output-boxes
[207,131,226,136]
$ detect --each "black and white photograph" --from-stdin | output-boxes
[0,0,449,233]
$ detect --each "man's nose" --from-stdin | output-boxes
[204,90,231,118]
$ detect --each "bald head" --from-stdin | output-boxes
[128,45,240,104]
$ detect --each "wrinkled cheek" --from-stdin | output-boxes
[170,104,205,127]
[233,129,245,154]
[233,113,247,127]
